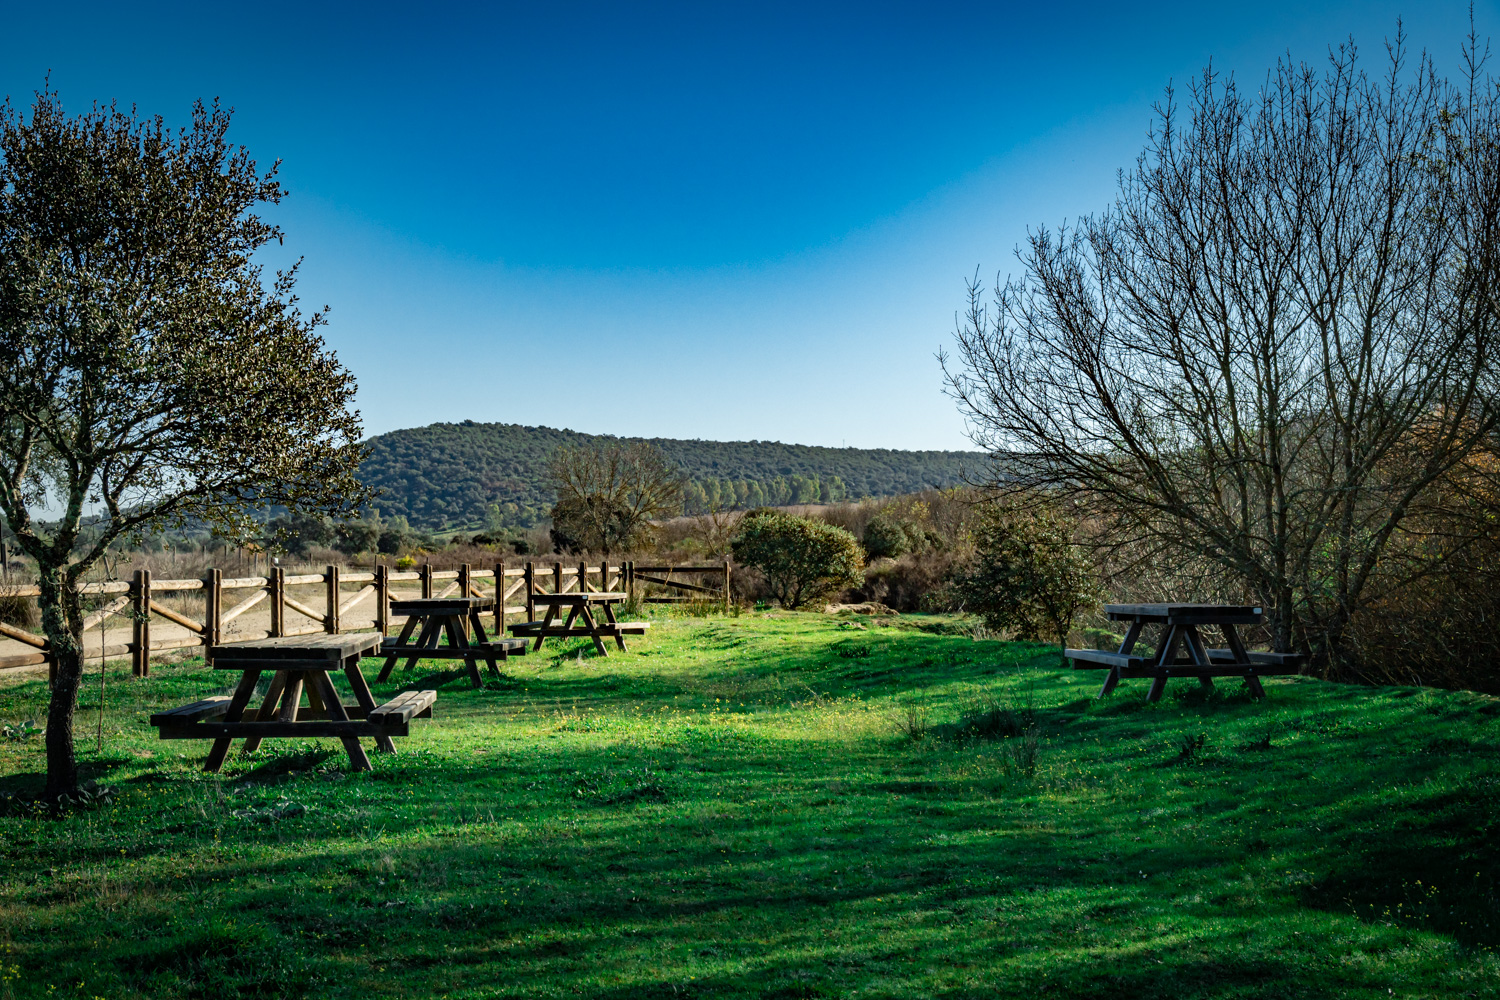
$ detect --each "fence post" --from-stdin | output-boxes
[131,569,150,677]
[269,567,285,638]
[421,561,433,599]
[627,560,635,603]
[601,559,610,595]
[375,563,390,636]
[578,560,587,595]
[325,564,340,634]
[554,561,563,596]
[525,561,535,621]
[458,563,471,639]
[204,568,222,663]
[495,559,506,636]
[724,559,731,614]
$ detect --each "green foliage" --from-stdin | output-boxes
[955,502,1098,646]
[731,510,864,608]
[0,89,367,799]
[356,421,978,530]
[263,512,333,557]
[862,512,915,559]
[333,519,380,556]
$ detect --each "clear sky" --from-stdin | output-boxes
[1,1,1493,450]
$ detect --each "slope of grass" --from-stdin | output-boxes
[0,611,1496,998]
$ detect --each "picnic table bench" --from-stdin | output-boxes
[375,596,527,687]
[508,591,649,656]
[1065,604,1306,701]
[149,632,434,772]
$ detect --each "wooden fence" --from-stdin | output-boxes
[0,559,732,679]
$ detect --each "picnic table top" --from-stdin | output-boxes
[389,596,495,613]
[208,632,384,663]
[533,592,627,603]
[1105,603,1264,624]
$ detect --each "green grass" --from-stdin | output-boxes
[0,610,1497,998]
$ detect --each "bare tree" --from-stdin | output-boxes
[0,90,368,801]
[547,440,683,554]
[942,32,1500,668]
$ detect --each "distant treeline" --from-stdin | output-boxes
[358,421,982,530]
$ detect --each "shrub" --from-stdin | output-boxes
[0,590,35,628]
[730,510,864,609]
[955,502,1098,646]
[853,549,973,612]
[862,514,913,560]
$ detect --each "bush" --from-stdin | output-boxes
[954,502,1098,646]
[862,514,913,560]
[730,510,864,609]
[0,590,35,628]
[851,550,972,612]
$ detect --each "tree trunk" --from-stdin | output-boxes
[37,566,84,802]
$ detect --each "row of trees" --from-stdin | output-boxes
[682,474,847,514]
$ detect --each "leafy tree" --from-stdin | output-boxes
[264,512,334,557]
[548,440,683,554]
[956,503,1098,647]
[731,510,864,609]
[943,35,1500,666]
[0,89,366,801]
[334,519,380,556]
[377,514,412,555]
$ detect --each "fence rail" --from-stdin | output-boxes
[1,559,732,680]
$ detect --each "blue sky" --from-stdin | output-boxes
[2,1,1493,449]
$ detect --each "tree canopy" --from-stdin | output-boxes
[0,88,366,800]
[944,34,1500,669]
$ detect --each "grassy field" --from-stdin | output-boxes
[0,610,1496,999]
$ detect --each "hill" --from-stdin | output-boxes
[358,421,983,530]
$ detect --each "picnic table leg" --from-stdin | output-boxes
[277,671,306,723]
[240,671,289,754]
[310,668,372,771]
[1098,621,1142,697]
[467,611,503,678]
[556,603,587,652]
[204,668,261,772]
[406,615,443,673]
[343,658,397,754]
[602,601,626,651]
[577,603,609,657]
[377,615,420,682]
[1145,625,1183,701]
[533,604,558,652]
[442,614,483,688]
[1098,667,1121,697]
[1183,627,1215,690]
[1222,624,1267,698]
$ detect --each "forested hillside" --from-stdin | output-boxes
[359,421,982,530]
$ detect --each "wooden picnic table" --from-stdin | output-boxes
[508,592,649,656]
[375,596,527,688]
[149,632,435,772]
[1064,604,1305,701]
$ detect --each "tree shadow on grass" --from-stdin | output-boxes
[0,749,136,798]
[1300,779,1500,948]
[234,746,341,784]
